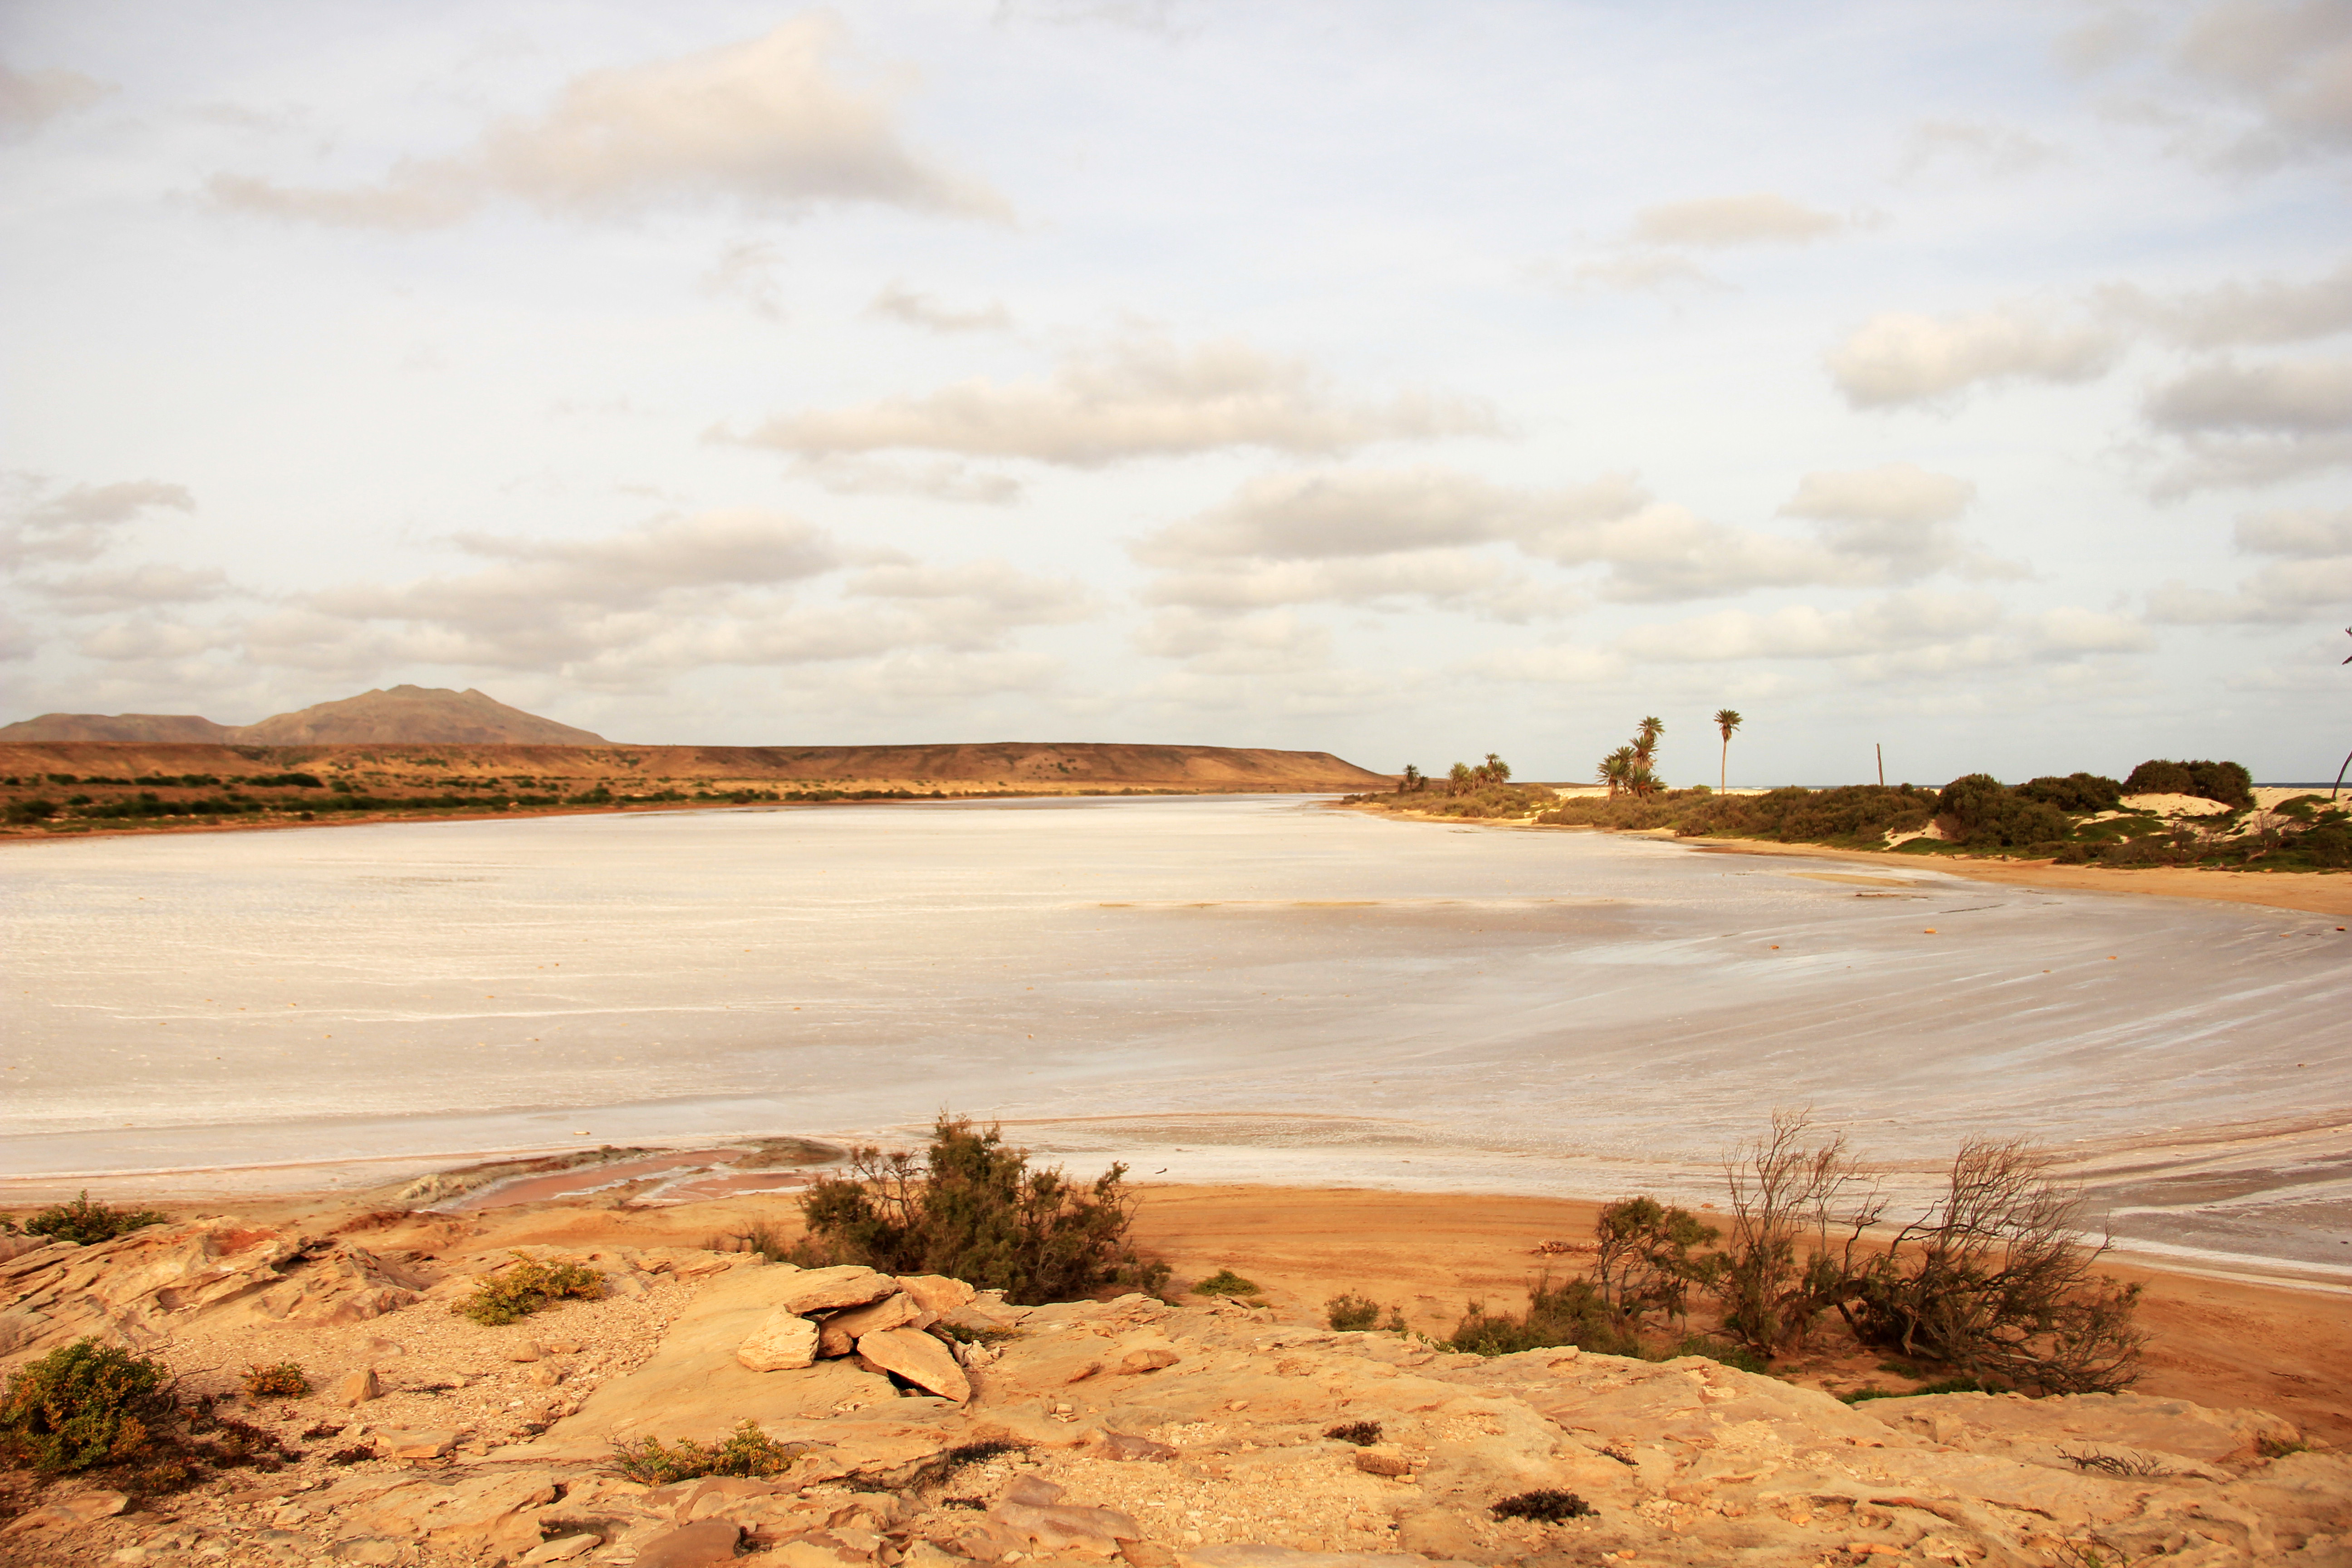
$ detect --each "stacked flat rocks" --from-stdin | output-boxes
[734,1264,1006,1402]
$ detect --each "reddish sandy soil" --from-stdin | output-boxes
[172,1181,2352,1449]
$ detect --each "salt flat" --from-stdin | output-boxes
[2,795,2345,1272]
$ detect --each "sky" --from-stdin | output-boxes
[3,0,2350,784]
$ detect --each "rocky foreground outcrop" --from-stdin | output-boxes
[2,1221,2345,1567]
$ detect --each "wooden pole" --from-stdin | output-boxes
[1877,743,1885,787]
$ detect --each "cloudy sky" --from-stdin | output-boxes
[5,0,2350,783]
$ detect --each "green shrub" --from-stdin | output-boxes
[456,1254,605,1326]
[22,1191,170,1246]
[1326,1292,1383,1331]
[242,1362,309,1399]
[1593,1197,1719,1339]
[1446,1274,1627,1357]
[2015,773,2124,813]
[1193,1268,1260,1298]
[611,1420,801,1485]
[1654,1334,1767,1373]
[1490,1489,1593,1521]
[798,1115,1170,1306]
[0,1338,174,1474]
[2123,759,2253,809]
[1539,784,1935,848]
[1935,775,2075,848]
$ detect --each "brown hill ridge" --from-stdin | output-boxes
[0,686,606,746]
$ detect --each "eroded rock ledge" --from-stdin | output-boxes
[2,1220,2344,1567]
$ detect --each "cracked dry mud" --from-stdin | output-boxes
[1,1215,2346,1568]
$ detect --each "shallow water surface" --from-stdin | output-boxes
[4,796,2346,1270]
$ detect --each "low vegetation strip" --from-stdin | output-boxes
[0,738,1392,837]
[1350,750,2347,871]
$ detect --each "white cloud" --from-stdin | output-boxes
[2173,0,2352,166]
[1546,253,1725,295]
[1453,642,1628,685]
[700,239,788,321]
[2235,505,2352,556]
[1132,467,1640,565]
[1616,592,2005,662]
[1896,119,2059,178]
[2146,505,2352,622]
[2,478,197,566]
[1778,464,1976,526]
[79,618,226,662]
[2028,606,2157,653]
[1140,550,1514,612]
[844,557,1097,645]
[30,564,232,613]
[1134,607,1333,674]
[1132,464,2002,613]
[0,61,110,140]
[1826,306,2121,408]
[1629,193,1845,248]
[838,648,1066,706]
[729,335,1498,467]
[2144,356,2352,433]
[865,280,1014,333]
[1604,594,2148,676]
[2143,357,2352,493]
[784,454,1024,504]
[258,514,1087,689]
[2099,260,2352,347]
[207,18,1005,229]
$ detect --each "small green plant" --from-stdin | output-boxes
[1840,1386,1900,1404]
[242,1362,310,1399]
[0,1338,174,1474]
[1490,1489,1594,1521]
[2063,1447,2171,1477]
[1193,1268,1260,1298]
[21,1191,170,1246]
[611,1420,801,1485]
[1324,1421,1382,1446]
[457,1254,605,1326]
[798,1115,1169,1304]
[2259,1434,2309,1460]
[1447,1273,1627,1357]
[1654,1334,1768,1373]
[1914,1375,2001,1396]
[1326,1291,1384,1330]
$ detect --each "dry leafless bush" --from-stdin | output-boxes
[1833,1137,2143,1394]
[1711,1111,1882,1358]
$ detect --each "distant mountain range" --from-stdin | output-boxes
[0,686,608,745]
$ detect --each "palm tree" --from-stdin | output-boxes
[2335,629,2351,802]
[1631,717,1664,779]
[1400,763,1422,795]
[1627,764,1662,800]
[1598,746,1635,798]
[1714,709,1743,794]
[1448,760,1474,796]
[1485,752,1511,783]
